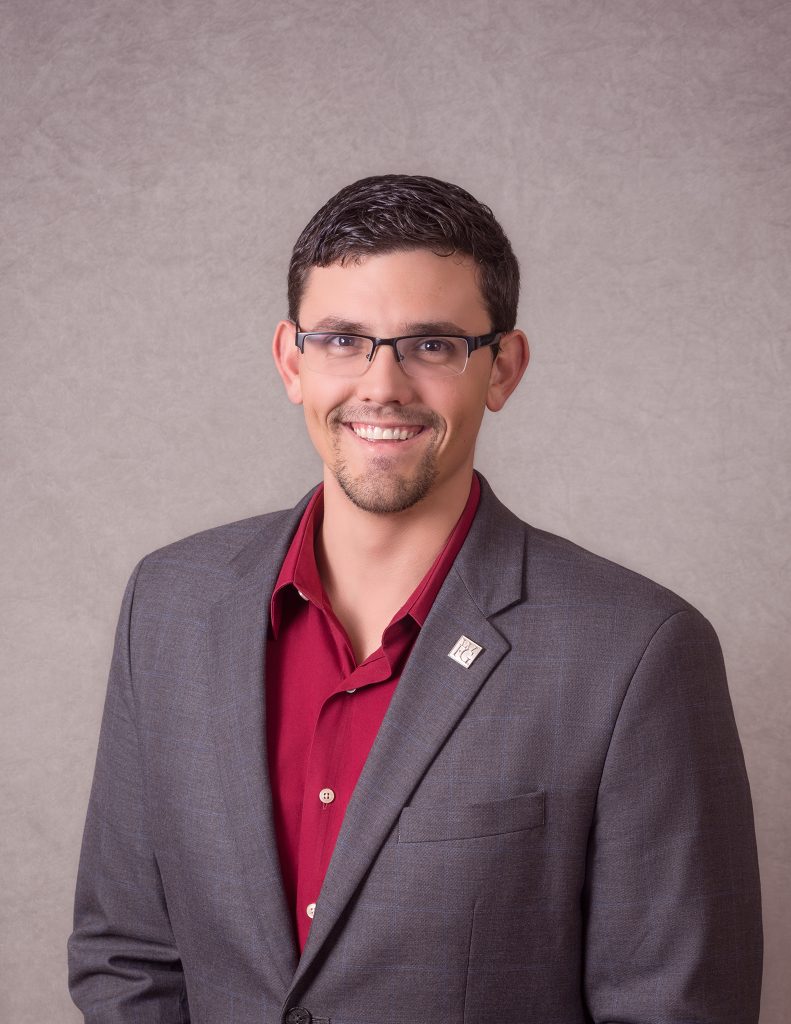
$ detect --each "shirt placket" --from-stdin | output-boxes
[294,633,393,946]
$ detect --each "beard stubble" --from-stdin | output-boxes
[328,409,443,514]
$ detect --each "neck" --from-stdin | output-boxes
[321,468,475,573]
[316,468,475,618]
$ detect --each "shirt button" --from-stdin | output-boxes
[346,687,356,694]
[296,588,308,600]
[319,788,335,805]
[306,902,316,919]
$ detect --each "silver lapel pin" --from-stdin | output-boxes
[448,635,484,668]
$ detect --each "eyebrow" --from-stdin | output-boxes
[305,316,471,336]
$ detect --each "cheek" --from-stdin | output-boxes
[300,377,342,424]
[453,412,485,452]
[299,386,349,457]
[302,406,332,448]
[438,386,488,444]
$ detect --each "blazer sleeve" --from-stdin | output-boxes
[68,558,189,1023]
[582,607,763,1023]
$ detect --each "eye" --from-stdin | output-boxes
[306,333,368,357]
[402,336,463,362]
[416,337,452,353]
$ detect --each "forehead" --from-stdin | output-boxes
[299,249,490,332]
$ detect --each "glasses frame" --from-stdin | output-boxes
[292,322,503,377]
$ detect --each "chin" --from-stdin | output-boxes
[334,462,439,515]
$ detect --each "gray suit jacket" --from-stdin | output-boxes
[68,475,762,1023]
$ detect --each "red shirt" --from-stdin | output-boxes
[265,475,480,950]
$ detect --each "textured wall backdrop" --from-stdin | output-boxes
[2,0,789,1020]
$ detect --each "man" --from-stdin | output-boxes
[68,174,762,1023]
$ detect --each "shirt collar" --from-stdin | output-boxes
[270,473,481,638]
[270,485,326,638]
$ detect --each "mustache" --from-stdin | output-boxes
[330,404,443,430]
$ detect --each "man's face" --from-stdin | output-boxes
[277,248,506,514]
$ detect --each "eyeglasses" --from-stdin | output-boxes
[293,324,503,379]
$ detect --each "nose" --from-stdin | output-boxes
[354,342,417,406]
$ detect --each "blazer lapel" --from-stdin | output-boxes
[290,475,527,990]
[205,494,315,990]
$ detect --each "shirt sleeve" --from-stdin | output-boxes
[582,607,763,1023]
[68,558,190,1023]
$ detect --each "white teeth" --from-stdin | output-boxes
[351,425,420,442]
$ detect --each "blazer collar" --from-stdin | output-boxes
[450,471,527,617]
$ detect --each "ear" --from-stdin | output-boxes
[486,330,530,412]
[272,319,303,405]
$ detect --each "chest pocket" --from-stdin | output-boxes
[398,790,545,843]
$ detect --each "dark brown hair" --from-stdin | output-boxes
[287,174,520,332]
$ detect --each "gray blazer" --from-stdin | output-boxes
[68,475,762,1023]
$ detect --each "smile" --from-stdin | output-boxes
[347,423,424,442]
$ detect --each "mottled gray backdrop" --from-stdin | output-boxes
[2,1,789,1020]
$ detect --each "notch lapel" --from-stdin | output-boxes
[205,497,314,990]
[290,475,527,990]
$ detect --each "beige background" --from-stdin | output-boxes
[2,0,789,1020]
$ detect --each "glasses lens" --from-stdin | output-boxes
[301,333,371,375]
[398,336,467,378]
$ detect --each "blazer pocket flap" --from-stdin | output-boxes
[398,791,545,843]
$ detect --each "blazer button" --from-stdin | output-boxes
[284,1008,312,1024]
